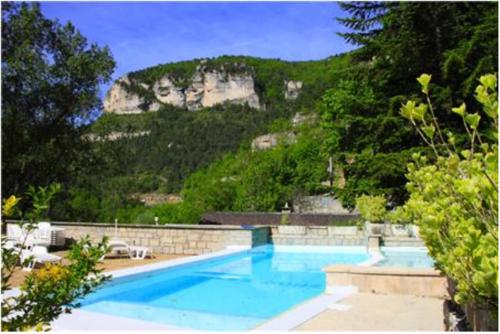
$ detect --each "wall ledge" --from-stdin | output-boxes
[50,221,268,231]
[324,264,442,277]
[3,220,267,231]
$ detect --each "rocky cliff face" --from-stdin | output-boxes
[284,80,303,100]
[153,76,185,107]
[251,132,297,151]
[103,76,146,114]
[104,65,261,113]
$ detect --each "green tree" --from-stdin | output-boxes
[1,2,115,196]
[336,1,390,56]
[320,69,419,207]
[326,2,498,208]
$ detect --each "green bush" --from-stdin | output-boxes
[355,194,387,223]
[397,74,498,311]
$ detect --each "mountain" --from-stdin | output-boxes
[72,55,349,222]
[101,55,350,115]
[103,61,262,113]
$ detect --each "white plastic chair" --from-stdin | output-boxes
[6,224,24,243]
[33,227,52,247]
[4,240,20,253]
[37,222,52,230]
[129,246,151,260]
[21,246,61,271]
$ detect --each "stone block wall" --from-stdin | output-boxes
[269,225,365,246]
[292,195,355,214]
[8,221,425,255]
[48,222,270,255]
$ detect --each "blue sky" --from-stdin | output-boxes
[41,1,354,95]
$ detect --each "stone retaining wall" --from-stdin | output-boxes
[270,225,365,246]
[49,222,269,255]
[7,221,425,254]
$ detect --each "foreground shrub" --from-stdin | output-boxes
[397,74,498,311]
[1,185,109,330]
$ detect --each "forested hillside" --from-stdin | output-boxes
[58,55,350,222]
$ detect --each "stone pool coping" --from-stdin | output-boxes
[324,265,442,277]
[104,245,251,279]
[255,285,359,331]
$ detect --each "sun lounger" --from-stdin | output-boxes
[21,246,61,271]
[104,239,151,260]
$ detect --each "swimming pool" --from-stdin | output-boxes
[376,247,434,268]
[79,244,370,331]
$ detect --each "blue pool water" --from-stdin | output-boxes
[80,245,369,330]
[376,247,434,268]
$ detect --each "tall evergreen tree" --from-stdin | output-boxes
[323,1,498,207]
[336,1,391,59]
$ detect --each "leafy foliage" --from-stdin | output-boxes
[322,2,498,208]
[85,123,329,224]
[1,2,115,196]
[396,74,498,311]
[182,124,328,212]
[355,194,387,223]
[1,186,109,331]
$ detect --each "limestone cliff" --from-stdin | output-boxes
[103,76,145,114]
[104,64,261,113]
[284,80,303,100]
[251,132,297,151]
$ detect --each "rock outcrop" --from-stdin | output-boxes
[153,76,185,107]
[84,131,151,142]
[284,80,303,100]
[130,193,183,206]
[103,76,146,114]
[199,71,260,110]
[251,132,297,151]
[292,112,317,127]
[104,65,261,113]
[293,196,355,214]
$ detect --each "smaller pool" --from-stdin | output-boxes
[376,247,434,268]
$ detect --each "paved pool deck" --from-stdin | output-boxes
[294,292,445,331]
[8,251,187,288]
